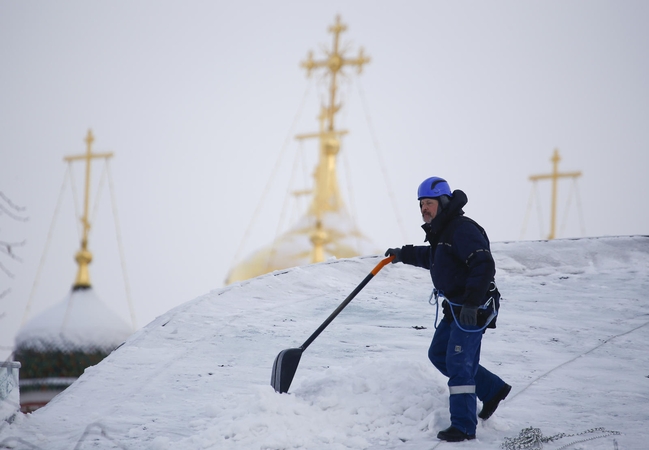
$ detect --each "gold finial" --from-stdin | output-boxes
[294,16,370,263]
[328,14,347,36]
[310,220,328,263]
[85,128,95,148]
[529,148,582,239]
[64,129,114,289]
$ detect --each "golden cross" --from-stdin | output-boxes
[529,148,582,240]
[64,129,114,289]
[301,15,370,132]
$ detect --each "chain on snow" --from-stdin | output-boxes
[501,426,620,450]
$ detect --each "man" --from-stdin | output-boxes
[385,176,511,442]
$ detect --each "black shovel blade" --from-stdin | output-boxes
[271,347,303,393]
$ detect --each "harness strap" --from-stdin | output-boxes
[430,286,498,333]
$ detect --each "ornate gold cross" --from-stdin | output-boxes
[301,15,370,132]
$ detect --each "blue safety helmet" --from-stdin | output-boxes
[417,177,452,200]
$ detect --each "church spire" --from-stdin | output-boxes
[224,16,377,284]
[297,15,371,262]
[63,129,114,289]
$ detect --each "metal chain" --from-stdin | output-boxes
[502,426,621,450]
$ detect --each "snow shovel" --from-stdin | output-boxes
[271,255,395,393]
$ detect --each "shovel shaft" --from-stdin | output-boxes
[271,255,394,393]
[300,255,394,351]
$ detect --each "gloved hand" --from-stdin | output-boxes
[384,247,402,263]
[459,305,478,327]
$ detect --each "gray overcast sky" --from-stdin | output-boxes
[1,1,648,354]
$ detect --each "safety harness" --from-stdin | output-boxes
[429,282,499,333]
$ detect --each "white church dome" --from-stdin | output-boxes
[15,288,132,353]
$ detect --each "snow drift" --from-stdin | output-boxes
[1,236,648,449]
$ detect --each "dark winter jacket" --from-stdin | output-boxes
[400,190,498,325]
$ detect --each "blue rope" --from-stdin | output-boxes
[429,288,497,333]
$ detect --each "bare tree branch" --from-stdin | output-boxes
[0,261,14,278]
[0,191,26,211]
[0,192,27,302]
[0,239,26,262]
[0,191,28,222]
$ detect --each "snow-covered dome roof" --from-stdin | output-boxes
[15,288,133,353]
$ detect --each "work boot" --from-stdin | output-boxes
[478,383,511,420]
[436,426,476,442]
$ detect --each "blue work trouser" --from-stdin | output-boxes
[428,318,505,435]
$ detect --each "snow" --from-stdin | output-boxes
[1,235,648,449]
[15,288,133,352]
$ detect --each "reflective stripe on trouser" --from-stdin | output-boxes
[428,319,483,434]
[449,385,476,395]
